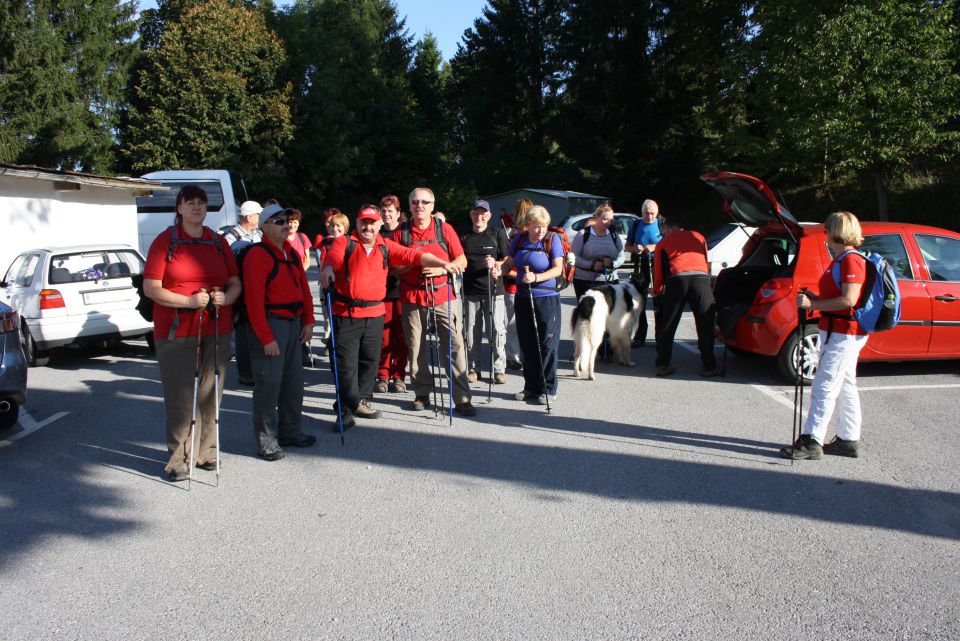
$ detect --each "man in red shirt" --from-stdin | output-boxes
[243,205,317,461]
[398,187,475,416]
[319,205,462,428]
[652,216,719,377]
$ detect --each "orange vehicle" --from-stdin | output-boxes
[704,171,960,382]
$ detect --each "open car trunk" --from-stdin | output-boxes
[713,232,797,338]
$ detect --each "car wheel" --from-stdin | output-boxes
[777,323,820,384]
[0,400,19,430]
[21,322,50,367]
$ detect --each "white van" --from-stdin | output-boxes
[136,170,251,257]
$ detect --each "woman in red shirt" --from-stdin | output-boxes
[143,186,241,482]
[782,211,868,461]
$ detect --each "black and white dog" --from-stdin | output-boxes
[571,273,644,380]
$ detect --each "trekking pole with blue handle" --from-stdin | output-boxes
[326,289,345,446]
[447,276,454,426]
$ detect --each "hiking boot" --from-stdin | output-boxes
[493,373,507,385]
[823,436,860,458]
[279,434,317,448]
[700,366,722,377]
[513,390,537,401]
[455,401,477,416]
[780,435,823,460]
[411,396,430,411]
[354,399,379,419]
[389,378,407,393]
[467,371,479,383]
[259,448,285,462]
[506,359,523,371]
[655,365,676,377]
[374,379,388,393]
[331,412,355,432]
[164,467,189,482]
[195,459,217,471]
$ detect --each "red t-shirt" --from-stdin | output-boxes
[287,231,310,263]
[243,240,315,346]
[143,225,238,340]
[652,230,709,294]
[397,220,464,306]
[322,233,424,318]
[817,251,868,336]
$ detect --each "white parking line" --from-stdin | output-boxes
[751,382,960,416]
[0,409,69,447]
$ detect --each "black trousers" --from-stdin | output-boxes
[515,292,560,396]
[655,274,716,369]
[331,314,385,413]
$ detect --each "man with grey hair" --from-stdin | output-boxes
[397,187,475,416]
[625,199,662,348]
[222,200,263,246]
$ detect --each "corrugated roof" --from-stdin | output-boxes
[0,163,166,191]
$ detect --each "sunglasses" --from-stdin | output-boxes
[410,199,434,205]
[267,217,289,226]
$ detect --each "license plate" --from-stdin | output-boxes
[82,288,131,305]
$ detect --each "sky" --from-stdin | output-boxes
[137,0,490,61]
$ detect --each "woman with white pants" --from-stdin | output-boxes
[782,211,869,460]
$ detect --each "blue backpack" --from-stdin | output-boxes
[831,249,901,333]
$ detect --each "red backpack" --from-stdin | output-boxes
[512,227,574,290]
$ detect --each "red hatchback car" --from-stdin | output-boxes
[704,171,960,382]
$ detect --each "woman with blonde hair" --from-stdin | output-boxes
[782,211,869,460]
[494,205,564,404]
[571,203,626,300]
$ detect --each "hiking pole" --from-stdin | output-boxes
[486,257,494,403]
[425,277,442,418]
[187,288,207,490]
[326,289,345,446]
[447,277,454,426]
[524,267,551,413]
[212,287,222,487]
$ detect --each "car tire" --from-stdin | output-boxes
[777,322,820,384]
[21,323,50,367]
[0,400,18,430]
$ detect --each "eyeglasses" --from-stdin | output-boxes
[410,200,434,206]
[267,217,289,226]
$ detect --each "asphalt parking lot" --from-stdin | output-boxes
[1,290,958,640]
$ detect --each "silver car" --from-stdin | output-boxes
[0,300,27,429]
[1,245,153,366]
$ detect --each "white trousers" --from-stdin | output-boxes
[803,330,868,444]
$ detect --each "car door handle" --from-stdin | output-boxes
[935,295,958,302]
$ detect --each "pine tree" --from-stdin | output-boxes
[0,0,137,171]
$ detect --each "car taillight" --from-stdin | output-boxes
[755,278,793,304]
[39,289,65,310]
[1,309,17,333]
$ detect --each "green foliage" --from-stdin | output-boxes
[0,0,137,171]
[752,0,960,217]
[123,0,292,190]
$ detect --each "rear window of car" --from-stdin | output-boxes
[706,223,740,249]
[916,234,960,282]
[860,234,913,280]
[48,250,144,284]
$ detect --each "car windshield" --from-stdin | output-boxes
[49,250,144,284]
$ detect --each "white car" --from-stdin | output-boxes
[557,212,639,247]
[706,222,756,279]
[0,245,153,366]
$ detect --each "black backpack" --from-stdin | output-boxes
[233,242,301,326]
[400,217,448,254]
[135,226,227,322]
[330,238,389,309]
